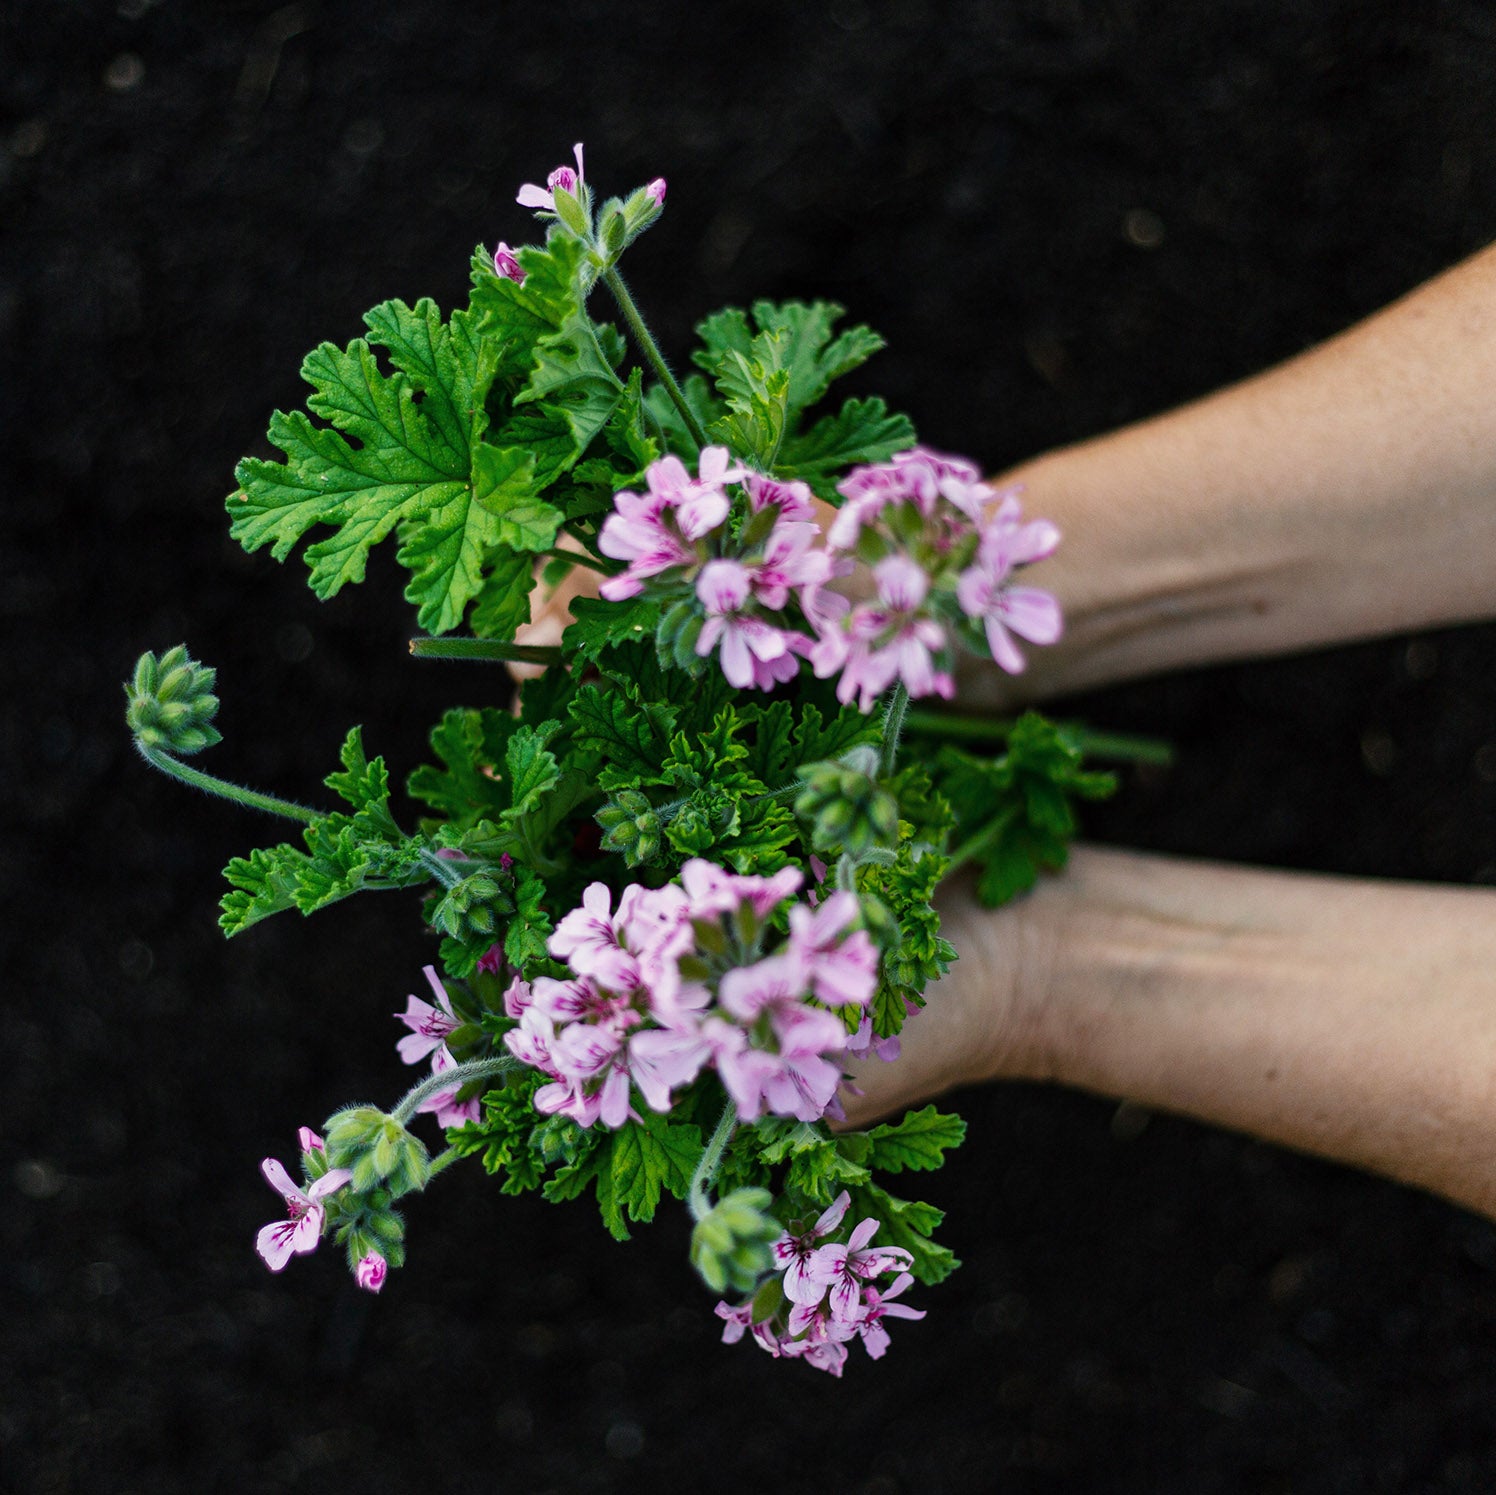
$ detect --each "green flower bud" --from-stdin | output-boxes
[324,1107,431,1197]
[550,185,592,238]
[690,1187,779,1295]
[598,789,661,867]
[795,755,900,857]
[125,645,223,756]
[656,599,705,674]
[431,873,513,943]
[532,1113,584,1166]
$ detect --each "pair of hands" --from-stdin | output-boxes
[513,241,1496,1218]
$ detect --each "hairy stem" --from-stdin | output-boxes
[689,1099,739,1221]
[391,1057,519,1126]
[879,681,910,777]
[133,740,319,823]
[409,637,564,665]
[603,267,709,451]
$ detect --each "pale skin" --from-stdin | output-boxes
[519,242,1496,1220]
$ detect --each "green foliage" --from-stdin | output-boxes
[220,728,424,935]
[938,713,1116,906]
[867,1106,967,1173]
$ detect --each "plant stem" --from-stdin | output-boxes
[133,740,319,823]
[409,637,564,665]
[427,1146,462,1180]
[944,810,1016,880]
[879,681,910,777]
[603,267,709,451]
[689,1099,739,1221]
[542,548,612,574]
[902,710,1173,766]
[392,1057,518,1126]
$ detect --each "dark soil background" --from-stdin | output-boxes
[8,2,1496,1491]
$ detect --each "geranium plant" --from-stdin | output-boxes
[126,145,1121,1376]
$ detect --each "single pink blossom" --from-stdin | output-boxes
[856,1272,925,1359]
[744,472,815,521]
[955,568,1062,674]
[298,1127,325,1154]
[517,142,585,210]
[395,965,460,1066]
[255,1156,352,1273]
[770,1191,851,1304]
[645,177,667,204]
[490,242,524,284]
[786,892,879,1009]
[354,1251,388,1294]
[751,520,833,610]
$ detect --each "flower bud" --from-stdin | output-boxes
[690,1187,779,1294]
[125,645,223,755]
[430,873,514,944]
[550,185,592,238]
[354,1251,388,1293]
[598,789,661,867]
[324,1107,431,1196]
[656,599,706,674]
[795,757,900,857]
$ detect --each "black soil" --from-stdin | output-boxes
[8,3,1496,1491]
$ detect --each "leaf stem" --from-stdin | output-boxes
[602,267,709,452]
[902,710,1173,766]
[541,548,612,574]
[689,1099,739,1221]
[133,740,319,823]
[427,1145,463,1180]
[944,809,1017,880]
[409,637,564,665]
[391,1057,518,1126]
[879,681,910,777]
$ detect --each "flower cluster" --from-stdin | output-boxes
[814,447,1063,708]
[715,1191,924,1376]
[503,861,878,1128]
[594,443,1060,710]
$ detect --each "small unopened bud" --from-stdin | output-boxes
[324,1107,431,1196]
[354,1250,388,1293]
[491,242,525,284]
[690,1187,779,1295]
[795,757,901,858]
[125,645,222,755]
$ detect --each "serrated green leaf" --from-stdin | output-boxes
[472,445,563,552]
[469,546,537,642]
[777,396,917,500]
[849,1182,958,1286]
[568,682,678,789]
[867,1106,967,1173]
[610,1111,704,1227]
[504,723,562,822]
[562,594,661,664]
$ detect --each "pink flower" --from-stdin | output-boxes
[770,1191,851,1304]
[645,177,667,204]
[395,965,460,1066]
[255,1156,352,1273]
[490,242,524,284]
[517,142,585,211]
[856,1272,924,1359]
[786,892,879,1009]
[744,472,815,521]
[752,520,833,610]
[810,1216,913,1321]
[297,1127,325,1154]
[695,560,797,690]
[354,1251,388,1294]
[813,554,954,711]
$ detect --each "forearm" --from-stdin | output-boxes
[1004,847,1496,1218]
[961,242,1496,707]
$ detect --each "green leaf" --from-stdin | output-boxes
[867,1106,967,1173]
[229,299,508,636]
[469,546,538,642]
[472,445,563,552]
[849,1182,958,1286]
[777,396,917,500]
[568,682,679,789]
[407,708,516,825]
[562,594,661,664]
[504,724,562,822]
[610,1111,704,1227]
